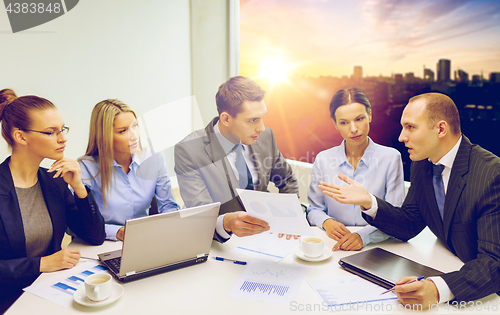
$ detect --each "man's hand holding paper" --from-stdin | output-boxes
[223,211,270,237]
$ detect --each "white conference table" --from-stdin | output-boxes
[7,227,500,315]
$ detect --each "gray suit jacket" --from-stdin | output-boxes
[174,117,299,241]
[364,136,500,302]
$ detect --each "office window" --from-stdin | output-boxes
[240,0,500,178]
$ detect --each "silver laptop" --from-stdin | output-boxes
[98,202,220,282]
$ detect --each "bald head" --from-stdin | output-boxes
[408,93,461,136]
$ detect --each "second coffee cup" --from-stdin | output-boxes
[299,236,325,258]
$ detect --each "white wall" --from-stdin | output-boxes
[0,1,192,176]
[190,0,238,128]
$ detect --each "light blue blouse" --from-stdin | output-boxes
[79,149,180,240]
[306,138,404,246]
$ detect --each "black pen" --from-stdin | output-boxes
[213,257,247,265]
[380,276,425,295]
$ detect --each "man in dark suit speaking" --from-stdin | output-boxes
[319,93,500,308]
[175,76,298,242]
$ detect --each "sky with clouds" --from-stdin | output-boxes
[240,0,500,78]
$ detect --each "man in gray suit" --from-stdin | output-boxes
[175,76,299,242]
[320,93,500,308]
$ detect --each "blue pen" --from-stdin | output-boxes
[214,257,247,265]
[380,276,425,295]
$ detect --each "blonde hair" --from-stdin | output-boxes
[81,99,138,206]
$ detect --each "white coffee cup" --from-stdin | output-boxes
[84,273,113,302]
[299,236,325,258]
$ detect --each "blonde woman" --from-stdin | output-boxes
[0,89,105,312]
[79,99,179,241]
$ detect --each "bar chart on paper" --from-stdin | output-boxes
[229,260,306,304]
[308,275,398,307]
[50,264,106,296]
[239,281,289,296]
[24,261,108,307]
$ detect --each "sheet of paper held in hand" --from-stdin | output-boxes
[236,189,314,236]
[228,260,307,305]
[23,261,109,307]
[308,275,398,307]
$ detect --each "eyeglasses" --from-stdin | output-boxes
[19,126,70,137]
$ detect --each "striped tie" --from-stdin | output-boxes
[432,164,445,219]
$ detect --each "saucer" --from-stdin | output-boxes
[293,246,332,262]
[74,283,124,307]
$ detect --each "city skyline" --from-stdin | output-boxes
[240,0,500,80]
[278,57,497,82]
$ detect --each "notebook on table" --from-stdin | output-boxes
[338,247,443,289]
[98,202,220,283]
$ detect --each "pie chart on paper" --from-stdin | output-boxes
[250,201,268,214]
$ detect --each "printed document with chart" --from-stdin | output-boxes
[231,231,300,262]
[308,275,398,306]
[236,189,313,236]
[23,261,108,307]
[228,260,306,305]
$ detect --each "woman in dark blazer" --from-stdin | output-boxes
[0,89,105,313]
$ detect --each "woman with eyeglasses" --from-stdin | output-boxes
[78,99,179,241]
[0,89,105,312]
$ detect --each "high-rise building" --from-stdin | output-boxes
[405,72,415,83]
[456,69,469,83]
[490,72,500,83]
[424,68,434,82]
[353,66,363,80]
[437,59,451,81]
[394,73,403,84]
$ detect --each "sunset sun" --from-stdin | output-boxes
[260,57,290,84]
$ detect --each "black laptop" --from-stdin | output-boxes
[339,247,443,289]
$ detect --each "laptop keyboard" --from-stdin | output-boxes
[107,257,121,273]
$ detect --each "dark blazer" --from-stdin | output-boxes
[175,117,299,242]
[364,136,500,302]
[0,157,105,312]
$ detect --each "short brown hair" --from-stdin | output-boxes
[215,76,265,117]
[409,93,461,135]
